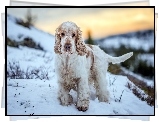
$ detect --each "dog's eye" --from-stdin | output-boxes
[72,33,75,38]
[61,33,65,36]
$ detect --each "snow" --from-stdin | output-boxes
[7,46,54,72]
[137,54,154,67]
[100,36,154,51]
[121,67,154,87]
[7,46,154,115]
[7,15,55,52]
[6,15,154,116]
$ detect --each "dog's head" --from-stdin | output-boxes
[54,21,87,56]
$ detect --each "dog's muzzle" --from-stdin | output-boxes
[64,43,72,52]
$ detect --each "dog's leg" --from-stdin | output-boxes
[76,77,90,112]
[58,82,73,106]
[95,71,109,102]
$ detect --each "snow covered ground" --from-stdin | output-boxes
[6,14,154,115]
[121,67,154,87]
[7,46,154,115]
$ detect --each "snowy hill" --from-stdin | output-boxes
[95,28,154,80]
[98,29,154,51]
[7,15,154,115]
[7,14,55,52]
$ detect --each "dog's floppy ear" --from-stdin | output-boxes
[75,26,87,56]
[54,25,62,54]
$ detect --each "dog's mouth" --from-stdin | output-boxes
[61,49,73,55]
[64,51,73,55]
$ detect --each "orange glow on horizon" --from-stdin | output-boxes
[34,8,154,40]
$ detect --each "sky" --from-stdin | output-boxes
[7,1,154,40]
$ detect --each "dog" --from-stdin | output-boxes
[54,21,133,111]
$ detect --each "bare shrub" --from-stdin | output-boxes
[7,61,50,80]
[7,61,25,79]
[126,81,154,106]
[125,82,132,89]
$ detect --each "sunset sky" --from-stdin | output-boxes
[7,1,154,40]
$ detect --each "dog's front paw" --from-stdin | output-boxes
[98,96,109,102]
[58,94,73,106]
[77,99,89,112]
[98,91,109,102]
[98,94,109,102]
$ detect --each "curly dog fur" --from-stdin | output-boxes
[54,21,133,111]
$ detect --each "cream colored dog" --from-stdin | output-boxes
[54,21,133,111]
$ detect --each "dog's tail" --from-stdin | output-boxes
[106,52,133,64]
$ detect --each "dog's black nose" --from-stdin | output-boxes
[64,43,71,51]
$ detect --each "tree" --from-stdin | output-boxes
[24,9,37,27]
[86,30,94,45]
